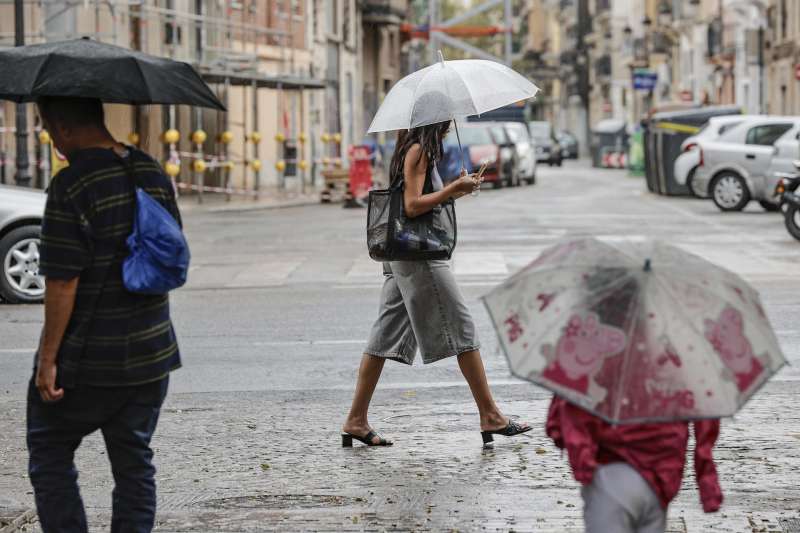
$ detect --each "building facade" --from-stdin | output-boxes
[0,0,409,196]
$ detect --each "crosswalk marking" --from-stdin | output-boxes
[183,239,797,290]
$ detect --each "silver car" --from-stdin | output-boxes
[0,185,46,303]
[693,116,800,211]
[502,121,537,184]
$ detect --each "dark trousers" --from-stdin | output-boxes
[26,376,169,533]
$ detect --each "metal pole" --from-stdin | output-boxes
[14,0,31,187]
[252,79,260,198]
[428,0,438,64]
[504,0,512,65]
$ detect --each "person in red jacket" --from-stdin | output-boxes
[546,397,723,533]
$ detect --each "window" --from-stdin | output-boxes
[745,123,793,145]
[780,0,788,39]
[326,0,338,36]
[717,122,742,136]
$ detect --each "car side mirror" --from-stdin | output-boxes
[793,160,800,171]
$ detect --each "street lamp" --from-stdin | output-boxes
[13,0,30,187]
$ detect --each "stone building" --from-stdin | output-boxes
[0,0,409,196]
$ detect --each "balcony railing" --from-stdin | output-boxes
[361,0,406,25]
[595,54,611,77]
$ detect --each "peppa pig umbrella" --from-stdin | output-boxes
[482,237,786,424]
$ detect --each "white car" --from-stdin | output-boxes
[673,115,747,197]
[693,116,800,211]
[0,184,46,303]
[502,121,537,184]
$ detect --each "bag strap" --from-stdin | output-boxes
[390,154,434,193]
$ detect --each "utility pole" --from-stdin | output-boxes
[576,0,591,153]
[14,0,31,187]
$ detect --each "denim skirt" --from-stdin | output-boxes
[364,260,480,365]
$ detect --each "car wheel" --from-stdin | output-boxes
[710,172,750,212]
[0,225,45,304]
[784,205,800,241]
[758,200,780,212]
[556,157,563,167]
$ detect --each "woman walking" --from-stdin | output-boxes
[342,120,531,447]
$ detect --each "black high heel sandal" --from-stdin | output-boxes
[341,431,393,447]
[481,420,532,445]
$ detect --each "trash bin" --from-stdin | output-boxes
[644,105,741,196]
[591,119,628,168]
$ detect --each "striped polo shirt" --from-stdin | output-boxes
[39,146,182,387]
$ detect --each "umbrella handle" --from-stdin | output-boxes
[453,121,467,173]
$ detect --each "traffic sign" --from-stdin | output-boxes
[633,70,658,91]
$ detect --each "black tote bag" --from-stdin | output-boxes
[366,164,457,262]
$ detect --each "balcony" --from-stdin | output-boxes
[595,54,611,77]
[595,0,611,12]
[361,0,407,25]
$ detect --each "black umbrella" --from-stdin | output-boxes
[0,38,226,111]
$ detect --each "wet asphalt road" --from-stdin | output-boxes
[1,160,799,532]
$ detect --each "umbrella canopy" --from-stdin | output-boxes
[483,237,786,424]
[367,53,538,133]
[0,38,225,111]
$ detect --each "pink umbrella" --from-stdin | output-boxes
[483,237,786,423]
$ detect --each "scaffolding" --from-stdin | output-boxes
[0,0,334,200]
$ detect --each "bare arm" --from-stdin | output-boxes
[403,144,477,218]
[35,277,79,402]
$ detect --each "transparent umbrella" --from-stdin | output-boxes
[367,51,539,170]
[483,237,786,424]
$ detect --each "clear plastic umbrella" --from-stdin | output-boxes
[367,51,539,169]
[482,237,786,424]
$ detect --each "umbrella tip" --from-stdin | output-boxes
[644,259,652,272]
[437,50,445,66]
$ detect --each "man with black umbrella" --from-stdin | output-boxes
[28,96,182,533]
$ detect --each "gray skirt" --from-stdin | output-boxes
[364,260,480,365]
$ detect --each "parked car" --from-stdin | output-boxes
[501,121,537,184]
[556,130,579,159]
[443,123,503,187]
[528,121,563,166]
[487,123,520,187]
[673,115,750,197]
[0,184,46,303]
[693,116,800,211]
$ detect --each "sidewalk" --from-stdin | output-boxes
[1,382,798,532]
[178,187,322,215]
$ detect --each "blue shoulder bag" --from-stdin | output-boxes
[119,154,190,294]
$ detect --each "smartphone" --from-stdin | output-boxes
[475,161,489,180]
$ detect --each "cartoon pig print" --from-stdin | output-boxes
[704,306,764,392]
[541,312,627,394]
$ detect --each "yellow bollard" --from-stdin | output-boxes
[191,129,207,145]
[163,129,180,144]
[249,131,262,144]
[219,131,234,144]
[250,159,262,171]
[192,159,207,173]
[38,130,51,144]
[164,162,181,177]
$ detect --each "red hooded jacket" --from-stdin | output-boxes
[545,397,723,512]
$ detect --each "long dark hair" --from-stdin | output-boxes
[389,120,451,182]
